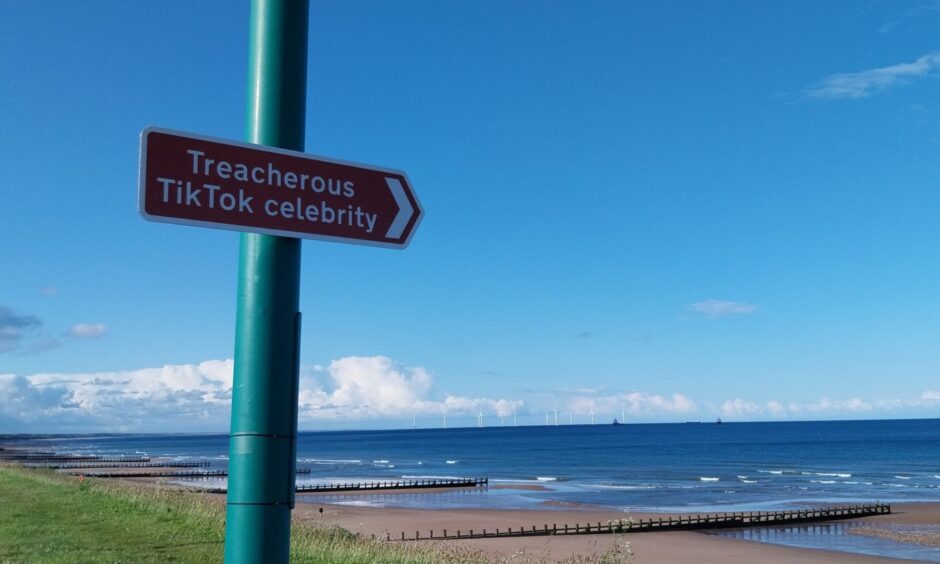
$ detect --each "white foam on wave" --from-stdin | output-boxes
[758,470,784,475]
[373,460,389,464]
[333,500,383,508]
[805,472,852,478]
[536,476,558,482]
[595,484,658,490]
[894,475,911,480]
[299,458,362,465]
[446,460,458,464]
[699,477,720,482]
[810,480,836,484]
[402,475,463,480]
[740,480,757,484]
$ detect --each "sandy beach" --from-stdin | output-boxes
[293,499,940,563]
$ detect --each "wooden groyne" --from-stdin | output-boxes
[298,477,488,493]
[387,503,891,541]
[198,476,488,495]
[24,460,210,469]
[65,469,229,479]
[65,468,312,479]
[2,454,150,463]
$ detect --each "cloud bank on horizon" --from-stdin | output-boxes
[1,356,937,433]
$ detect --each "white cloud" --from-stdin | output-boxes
[720,398,764,418]
[806,52,940,99]
[67,323,108,339]
[566,391,697,418]
[0,356,523,432]
[0,359,234,432]
[297,356,522,420]
[691,299,757,318]
[766,400,786,416]
[718,392,940,420]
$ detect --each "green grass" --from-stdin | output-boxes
[0,466,487,563]
[0,466,224,563]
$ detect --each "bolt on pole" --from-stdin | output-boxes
[224,1,309,562]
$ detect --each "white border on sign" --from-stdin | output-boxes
[137,126,423,250]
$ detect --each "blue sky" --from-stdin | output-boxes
[2,1,939,432]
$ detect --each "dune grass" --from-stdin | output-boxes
[0,466,487,563]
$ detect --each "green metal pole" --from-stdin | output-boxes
[224,1,308,562]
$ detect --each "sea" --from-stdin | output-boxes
[19,418,939,512]
[13,418,940,561]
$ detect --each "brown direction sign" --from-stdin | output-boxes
[138,127,422,248]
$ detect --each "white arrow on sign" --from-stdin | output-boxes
[385,177,414,239]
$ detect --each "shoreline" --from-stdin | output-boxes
[5,437,939,563]
[293,500,940,563]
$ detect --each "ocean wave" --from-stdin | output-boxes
[298,458,363,465]
[595,484,658,490]
[894,475,911,480]
[758,470,784,475]
[740,480,757,484]
[804,472,852,478]
[373,460,390,464]
[810,480,836,484]
[445,460,458,464]
[401,475,463,480]
[699,477,720,482]
[333,500,383,508]
[536,477,558,482]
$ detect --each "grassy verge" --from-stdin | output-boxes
[0,466,486,563]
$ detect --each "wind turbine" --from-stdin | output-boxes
[478,409,484,427]
[513,407,517,426]
[553,408,558,426]
[590,408,595,425]
[569,412,573,425]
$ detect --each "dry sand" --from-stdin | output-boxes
[293,498,940,563]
